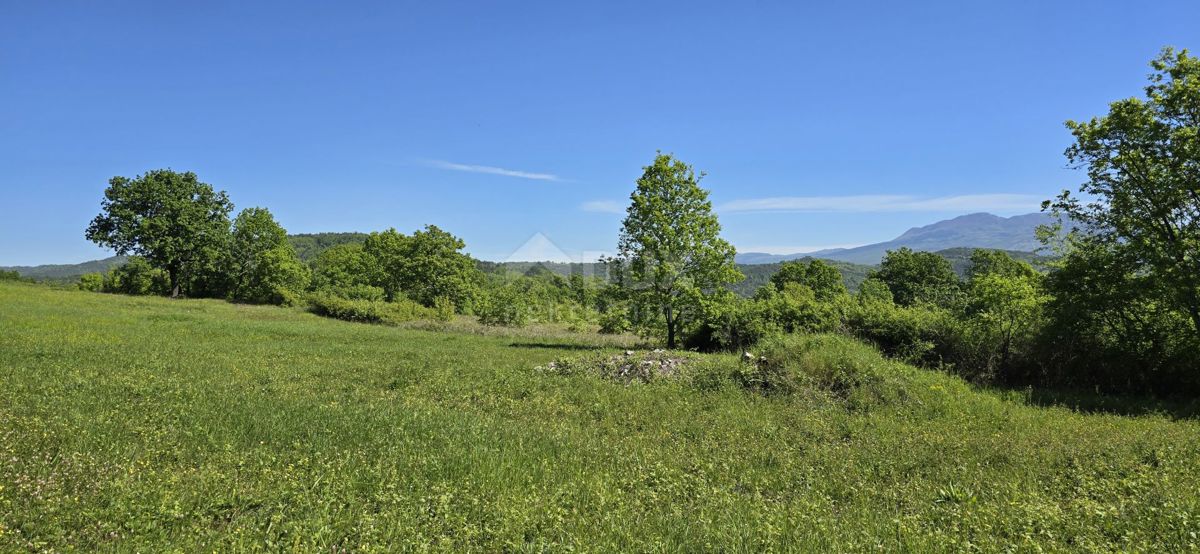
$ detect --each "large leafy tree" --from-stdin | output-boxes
[228,207,310,304]
[964,251,1045,378]
[311,242,378,291]
[872,247,960,307]
[1047,48,1200,339]
[769,259,847,300]
[612,153,743,348]
[85,169,233,297]
[362,225,482,309]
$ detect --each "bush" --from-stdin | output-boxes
[476,286,531,327]
[103,257,170,296]
[737,334,910,409]
[433,296,456,322]
[230,245,311,306]
[598,307,630,334]
[315,283,386,302]
[78,273,104,292]
[307,293,433,325]
[843,299,968,370]
[686,285,844,352]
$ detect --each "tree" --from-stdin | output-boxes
[965,261,1046,378]
[1046,47,1200,340]
[770,259,847,300]
[85,169,233,297]
[228,208,310,304]
[966,249,1038,281]
[873,248,960,307]
[311,242,378,292]
[362,225,482,309]
[612,153,743,348]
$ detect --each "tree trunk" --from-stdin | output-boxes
[169,268,181,298]
[665,305,676,349]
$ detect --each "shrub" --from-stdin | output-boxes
[316,283,386,302]
[103,257,170,296]
[78,273,104,292]
[844,300,966,370]
[433,296,456,322]
[598,307,630,334]
[231,245,311,305]
[307,293,433,325]
[476,286,531,327]
[686,285,844,352]
[737,334,910,409]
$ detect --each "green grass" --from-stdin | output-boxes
[1,281,1198,551]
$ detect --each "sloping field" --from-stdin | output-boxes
[1,282,1197,551]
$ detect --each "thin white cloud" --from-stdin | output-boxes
[580,200,625,214]
[424,159,560,181]
[719,194,1043,214]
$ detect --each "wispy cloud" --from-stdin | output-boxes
[423,159,560,181]
[719,194,1043,214]
[580,200,625,214]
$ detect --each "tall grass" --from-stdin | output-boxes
[1,281,1198,551]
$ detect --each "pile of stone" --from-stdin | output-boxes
[540,349,693,384]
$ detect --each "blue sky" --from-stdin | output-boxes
[2,1,1197,265]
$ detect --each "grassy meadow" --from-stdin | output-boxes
[2,280,1199,551]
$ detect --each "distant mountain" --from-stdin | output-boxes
[0,256,128,281]
[736,212,1055,265]
[1,233,370,282]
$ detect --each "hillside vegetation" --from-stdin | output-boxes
[2,280,1198,551]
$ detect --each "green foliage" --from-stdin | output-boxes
[307,292,433,325]
[873,247,961,307]
[856,277,894,305]
[315,283,386,302]
[85,169,234,297]
[311,243,378,291]
[228,208,310,305]
[844,298,965,369]
[964,248,1040,281]
[102,256,171,296]
[287,232,368,261]
[1048,47,1200,340]
[432,296,455,322]
[688,284,846,352]
[475,285,532,327]
[770,259,847,300]
[737,334,910,409]
[363,225,482,309]
[0,270,23,281]
[598,305,630,334]
[77,272,104,292]
[959,253,1047,381]
[1036,240,1200,393]
[610,153,744,347]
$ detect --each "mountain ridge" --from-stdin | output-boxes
[736,212,1054,265]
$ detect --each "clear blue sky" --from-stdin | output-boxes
[2,1,1197,265]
